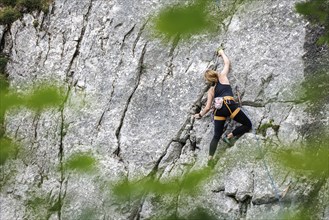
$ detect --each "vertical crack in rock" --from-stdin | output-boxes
[256,73,274,101]
[0,26,9,52]
[55,85,71,219]
[239,196,252,219]
[222,0,245,32]
[132,19,149,56]
[14,124,21,139]
[120,25,136,51]
[128,199,144,220]
[279,105,294,125]
[150,85,210,178]
[113,42,148,157]
[8,28,15,56]
[96,110,107,130]
[53,1,95,214]
[66,0,94,74]
[161,35,180,95]
[96,59,123,130]
[184,61,193,73]
[0,26,16,72]
[42,33,52,66]
[0,27,9,138]
[32,113,40,142]
[166,35,180,77]
[39,10,47,30]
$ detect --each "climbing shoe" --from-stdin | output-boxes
[223,136,233,146]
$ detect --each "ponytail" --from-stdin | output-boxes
[204,70,218,84]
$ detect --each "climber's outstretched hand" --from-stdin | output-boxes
[217,49,224,56]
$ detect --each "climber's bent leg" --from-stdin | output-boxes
[231,109,252,137]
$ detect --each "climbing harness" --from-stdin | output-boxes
[213,96,241,121]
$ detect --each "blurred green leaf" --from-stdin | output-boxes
[112,167,213,201]
[295,0,328,23]
[298,71,329,106]
[275,139,329,177]
[280,209,312,220]
[161,207,217,220]
[1,84,65,115]
[25,85,64,110]
[180,167,212,193]
[153,0,216,39]
[0,75,9,95]
[151,0,254,42]
[0,54,9,73]
[0,137,18,165]
[64,152,97,173]
[0,93,24,114]
[0,0,17,6]
[295,0,329,45]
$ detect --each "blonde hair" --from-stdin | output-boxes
[204,69,218,84]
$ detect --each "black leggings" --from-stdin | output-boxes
[209,102,252,156]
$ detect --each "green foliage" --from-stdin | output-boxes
[0,137,18,165]
[0,74,9,96]
[33,19,39,28]
[0,55,9,73]
[153,0,217,40]
[63,152,97,173]
[17,0,50,13]
[295,0,329,45]
[257,119,280,136]
[0,92,23,118]
[0,6,21,25]
[0,82,65,155]
[150,0,254,42]
[48,200,61,212]
[275,137,329,177]
[0,0,51,25]
[280,209,312,220]
[299,70,329,106]
[26,194,59,219]
[0,84,65,116]
[161,207,217,220]
[0,55,9,138]
[25,85,64,110]
[0,0,17,7]
[112,167,213,201]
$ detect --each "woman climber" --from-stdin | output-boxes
[194,49,252,166]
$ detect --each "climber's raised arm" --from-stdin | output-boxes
[218,49,230,78]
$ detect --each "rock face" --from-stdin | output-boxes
[0,0,328,219]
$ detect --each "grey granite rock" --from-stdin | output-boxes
[0,0,328,219]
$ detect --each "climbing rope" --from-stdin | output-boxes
[241,107,283,208]
[225,53,283,205]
